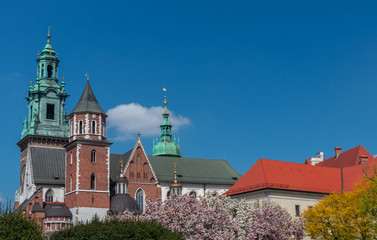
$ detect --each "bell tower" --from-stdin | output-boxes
[65,76,111,223]
[16,29,69,208]
[21,28,69,139]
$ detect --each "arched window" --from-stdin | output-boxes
[136,189,144,213]
[90,173,95,190]
[91,150,96,163]
[46,189,54,202]
[47,65,53,78]
[70,152,73,165]
[41,64,44,77]
[79,121,83,134]
[92,121,96,134]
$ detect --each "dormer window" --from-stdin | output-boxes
[46,104,55,120]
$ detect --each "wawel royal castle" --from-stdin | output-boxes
[14,32,240,235]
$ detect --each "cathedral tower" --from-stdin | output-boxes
[65,77,111,223]
[16,31,69,207]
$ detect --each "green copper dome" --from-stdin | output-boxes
[152,95,181,157]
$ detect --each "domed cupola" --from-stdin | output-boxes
[152,89,181,157]
[110,160,141,214]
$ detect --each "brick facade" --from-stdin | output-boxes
[125,142,161,201]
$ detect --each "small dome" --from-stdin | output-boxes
[110,194,141,214]
[44,203,72,218]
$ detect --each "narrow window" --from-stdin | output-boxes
[102,123,106,136]
[92,121,96,134]
[46,189,54,202]
[90,173,95,190]
[70,175,73,192]
[41,64,44,77]
[79,121,83,134]
[122,183,126,194]
[295,205,300,217]
[136,189,144,213]
[47,65,53,78]
[46,104,55,120]
[70,152,73,165]
[91,150,96,163]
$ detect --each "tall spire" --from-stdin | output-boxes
[152,88,181,157]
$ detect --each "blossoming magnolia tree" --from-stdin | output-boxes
[114,193,305,240]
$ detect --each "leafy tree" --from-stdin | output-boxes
[303,188,371,240]
[50,218,183,240]
[0,201,43,240]
[360,170,377,236]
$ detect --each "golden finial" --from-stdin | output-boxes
[85,72,89,81]
[47,26,51,41]
[62,77,64,81]
[120,159,124,175]
[30,81,33,85]
[37,51,40,56]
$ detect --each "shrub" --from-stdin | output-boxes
[50,218,184,240]
[0,201,43,240]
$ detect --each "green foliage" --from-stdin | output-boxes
[0,201,43,240]
[50,218,184,240]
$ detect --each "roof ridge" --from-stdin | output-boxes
[259,159,268,184]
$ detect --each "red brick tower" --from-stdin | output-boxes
[65,76,111,223]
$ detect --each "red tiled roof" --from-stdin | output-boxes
[316,145,375,168]
[226,159,342,196]
[226,154,377,196]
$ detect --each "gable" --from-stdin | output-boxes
[124,139,157,183]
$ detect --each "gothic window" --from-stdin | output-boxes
[91,150,96,163]
[46,189,54,202]
[46,104,55,120]
[47,65,53,78]
[79,121,83,134]
[90,173,95,190]
[136,189,144,213]
[92,121,96,134]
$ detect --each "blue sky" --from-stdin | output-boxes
[1,1,377,202]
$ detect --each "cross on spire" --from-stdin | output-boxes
[85,72,89,81]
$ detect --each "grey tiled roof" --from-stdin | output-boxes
[70,80,106,115]
[44,203,72,218]
[31,147,65,185]
[110,150,132,182]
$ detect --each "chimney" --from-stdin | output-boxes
[309,152,324,165]
[335,147,342,158]
[359,155,368,164]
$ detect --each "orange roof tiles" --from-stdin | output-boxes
[316,145,375,168]
[226,147,377,197]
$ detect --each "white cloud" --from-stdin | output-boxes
[107,103,191,141]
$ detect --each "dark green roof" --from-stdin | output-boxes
[70,80,106,115]
[148,156,241,185]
